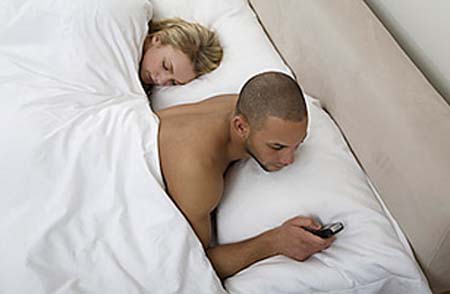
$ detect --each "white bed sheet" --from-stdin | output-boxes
[0,0,225,293]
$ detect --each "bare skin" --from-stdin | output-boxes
[140,34,196,86]
[157,94,335,279]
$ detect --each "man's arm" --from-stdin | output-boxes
[207,216,335,279]
[166,161,335,279]
[164,160,222,248]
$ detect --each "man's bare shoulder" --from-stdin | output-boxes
[165,154,224,217]
[157,94,238,118]
[200,94,238,104]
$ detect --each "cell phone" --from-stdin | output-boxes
[304,222,344,238]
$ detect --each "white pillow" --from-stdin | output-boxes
[216,96,430,293]
[149,0,291,111]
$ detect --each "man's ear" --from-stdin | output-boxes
[231,115,250,139]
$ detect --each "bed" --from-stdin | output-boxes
[0,0,447,293]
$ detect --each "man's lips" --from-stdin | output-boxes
[273,163,287,170]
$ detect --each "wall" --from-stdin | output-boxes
[364,0,450,105]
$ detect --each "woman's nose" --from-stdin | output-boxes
[155,73,172,86]
[161,79,173,86]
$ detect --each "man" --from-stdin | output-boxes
[157,71,335,279]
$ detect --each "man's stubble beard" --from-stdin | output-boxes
[244,139,272,172]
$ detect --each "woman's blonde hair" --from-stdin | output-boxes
[147,18,223,76]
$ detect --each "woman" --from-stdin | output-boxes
[140,18,223,94]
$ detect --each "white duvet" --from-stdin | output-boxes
[0,0,225,293]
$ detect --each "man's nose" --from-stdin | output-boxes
[280,150,295,166]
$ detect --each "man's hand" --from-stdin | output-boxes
[207,215,336,279]
[272,216,335,261]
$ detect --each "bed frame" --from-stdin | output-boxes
[249,0,450,293]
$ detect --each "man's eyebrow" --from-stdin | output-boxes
[269,138,305,148]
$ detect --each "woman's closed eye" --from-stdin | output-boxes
[162,60,169,71]
[162,59,173,73]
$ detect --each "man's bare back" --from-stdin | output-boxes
[157,95,239,246]
[155,73,335,279]
[158,94,238,181]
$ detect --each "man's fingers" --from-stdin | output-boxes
[288,216,321,229]
[305,231,337,247]
[323,236,336,248]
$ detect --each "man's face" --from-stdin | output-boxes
[245,116,308,172]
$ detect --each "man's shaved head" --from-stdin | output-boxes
[236,71,307,130]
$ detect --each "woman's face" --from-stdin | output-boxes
[140,35,196,87]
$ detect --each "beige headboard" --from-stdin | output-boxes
[249,0,450,292]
